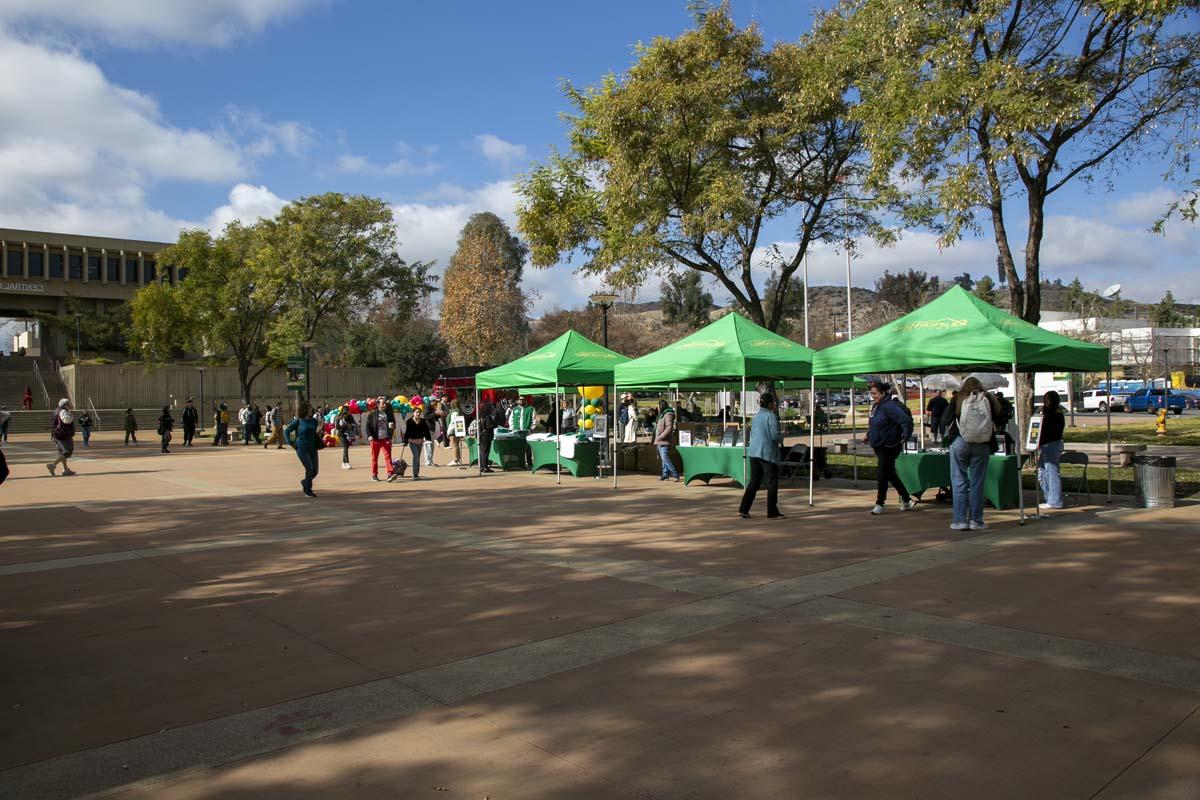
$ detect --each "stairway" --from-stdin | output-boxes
[0,355,41,411]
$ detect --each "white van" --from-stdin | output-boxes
[1081,389,1122,412]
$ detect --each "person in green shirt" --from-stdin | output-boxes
[508,395,535,468]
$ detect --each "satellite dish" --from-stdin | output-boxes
[1102,283,1122,298]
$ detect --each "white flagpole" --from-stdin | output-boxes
[804,251,814,507]
[1013,362,1025,525]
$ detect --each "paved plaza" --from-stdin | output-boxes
[1,432,1198,799]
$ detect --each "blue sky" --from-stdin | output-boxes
[0,0,1196,317]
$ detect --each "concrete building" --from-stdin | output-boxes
[0,227,173,359]
[1039,311,1200,381]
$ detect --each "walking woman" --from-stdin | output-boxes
[336,406,355,470]
[1037,390,1066,510]
[863,380,916,515]
[403,408,432,481]
[446,400,466,467]
[947,376,1002,530]
[157,405,174,453]
[285,402,320,498]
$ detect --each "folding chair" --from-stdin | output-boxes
[1059,451,1091,504]
[780,443,810,486]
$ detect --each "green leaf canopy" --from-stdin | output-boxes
[614,313,814,386]
[813,286,1109,376]
[474,330,629,389]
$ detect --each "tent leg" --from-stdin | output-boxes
[612,383,618,489]
[1106,363,1112,503]
[741,375,747,487]
[555,382,561,486]
[475,386,481,478]
[1013,361,1025,525]
[918,379,925,450]
[850,389,858,487]
[808,375,815,507]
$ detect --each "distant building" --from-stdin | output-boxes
[1039,311,1199,381]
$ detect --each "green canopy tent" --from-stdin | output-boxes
[613,312,820,503]
[474,330,629,483]
[813,285,1113,519]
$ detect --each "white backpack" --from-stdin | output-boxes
[959,391,994,443]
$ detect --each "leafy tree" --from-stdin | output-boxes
[1151,291,1185,327]
[390,319,451,390]
[951,272,974,291]
[458,212,529,284]
[660,271,713,329]
[973,275,997,305]
[440,216,531,364]
[257,193,433,362]
[837,0,1200,328]
[874,269,932,313]
[1063,278,1087,315]
[131,224,282,404]
[517,5,888,331]
[1153,177,1200,233]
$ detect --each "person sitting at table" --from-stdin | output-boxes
[738,392,784,519]
[863,380,916,516]
[945,376,1002,531]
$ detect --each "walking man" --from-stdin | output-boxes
[181,398,199,446]
[124,407,139,446]
[653,400,679,482]
[477,401,498,474]
[366,400,395,482]
[263,405,285,449]
[47,399,77,477]
[738,392,784,519]
[213,403,230,446]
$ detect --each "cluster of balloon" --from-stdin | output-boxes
[576,385,606,432]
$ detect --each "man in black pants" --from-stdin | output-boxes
[863,381,916,515]
[181,398,199,446]
[477,401,498,474]
[738,393,784,519]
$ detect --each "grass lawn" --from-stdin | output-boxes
[1064,413,1200,447]
[825,454,1200,499]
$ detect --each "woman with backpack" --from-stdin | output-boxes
[1037,390,1066,510]
[157,406,174,454]
[947,376,1002,531]
[863,380,916,515]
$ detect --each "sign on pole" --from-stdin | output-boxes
[286,355,307,392]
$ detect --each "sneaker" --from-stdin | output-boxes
[870,504,884,515]
[1038,503,1061,510]
[738,512,751,519]
[371,475,381,482]
[969,521,987,531]
[950,522,969,531]
[46,463,56,477]
[386,473,398,482]
[62,469,77,476]
[902,499,918,511]
[341,463,352,470]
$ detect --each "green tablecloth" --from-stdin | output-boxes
[895,452,1020,510]
[466,436,528,471]
[678,446,746,487]
[528,439,599,478]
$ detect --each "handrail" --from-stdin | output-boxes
[32,360,51,409]
[88,397,101,427]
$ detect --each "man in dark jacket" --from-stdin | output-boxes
[863,381,915,515]
[181,398,199,447]
[477,401,499,474]
[365,399,394,482]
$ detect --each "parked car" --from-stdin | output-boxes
[1124,388,1186,415]
[1175,389,1200,409]
[1080,389,1115,412]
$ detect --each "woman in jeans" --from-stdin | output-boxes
[947,376,1002,530]
[403,410,432,481]
[1037,390,1066,510]
[863,380,915,515]
[285,402,320,497]
[336,407,355,470]
[652,400,679,482]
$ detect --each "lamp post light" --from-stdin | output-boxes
[589,292,619,349]
[300,340,317,404]
[197,367,207,431]
[73,313,81,362]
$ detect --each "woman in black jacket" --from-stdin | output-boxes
[862,381,915,515]
[402,411,432,481]
[157,406,175,454]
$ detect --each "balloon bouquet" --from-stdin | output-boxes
[321,392,447,448]
[576,386,606,436]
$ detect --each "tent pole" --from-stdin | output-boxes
[555,382,561,486]
[850,382,858,487]
[741,375,747,487]
[475,385,481,478]
[918,379,925,450]
[808,375,815,507]
[1106,361,1112,503]
[1013,360,1025,525]
[612,383,618,489]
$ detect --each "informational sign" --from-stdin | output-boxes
[1025,413,1043,452]
[452,417,466,438]
[720,425,738,447]
[678,429,692,447]
[286,354,306,391]
[592,415,608,439]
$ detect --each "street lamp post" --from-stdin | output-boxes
[73,313,81,361]
[197,367,207,431]
[300,340,317,404]
[589,292,619,349]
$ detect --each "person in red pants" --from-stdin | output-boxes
[22,385,33,410]
[365,400,395,482]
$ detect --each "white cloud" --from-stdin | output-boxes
[225,106,315,158]
[206,183,288,233]
[335,150,438,177]
[474,133,527,168]
[391,180,520,269]
[0,0,323,46]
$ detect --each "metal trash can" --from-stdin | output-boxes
[1134,455,1176,509]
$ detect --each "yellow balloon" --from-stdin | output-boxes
[582,418,594,430]
[584,405,596,415]
[577,386,587,396]
[397,395,408,405]
[583,385,605,400]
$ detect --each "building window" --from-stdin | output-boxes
[69,254,82,279]
[178,267,189,282]
[106,257,120,282]
[164,265,175,285]
[28,251,43,277]
[125,259,137,283]
[144,260,156,282]
[49,253,63,278]
[87,255,100,280]
[6,251,21,276]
